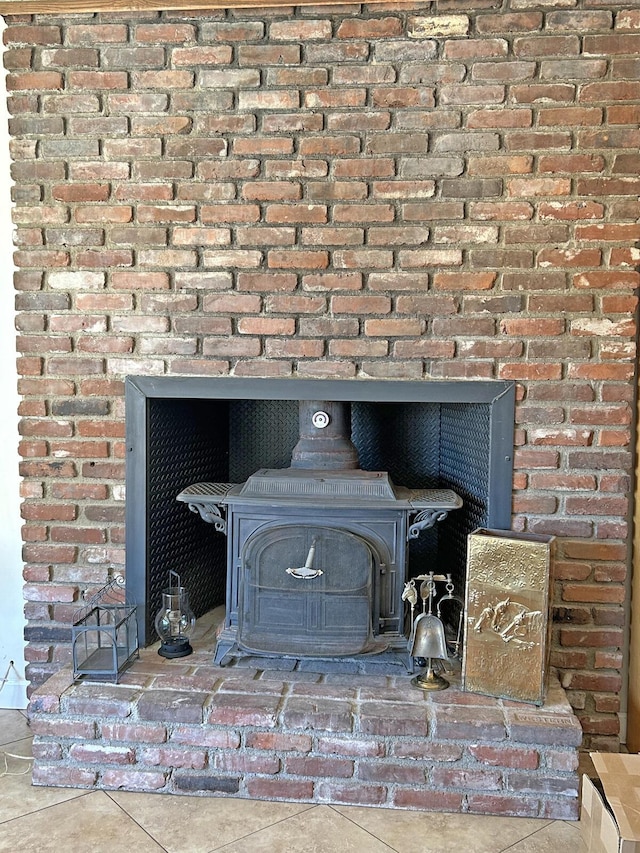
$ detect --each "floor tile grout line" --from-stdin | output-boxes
[0,734,34,750]
[332,806,571,853]
[202,803,322,853]
[327,804,401,853]
[0,786,97,828]
[498,822,558,853]
[104,791,171,853]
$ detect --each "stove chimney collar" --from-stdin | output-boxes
[290,400,360,471]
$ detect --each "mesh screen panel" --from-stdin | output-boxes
[229,399,298,481]
[146,398,228,642]
[353,401,442,579]
[439,403,491,595]
[352,402,440,487]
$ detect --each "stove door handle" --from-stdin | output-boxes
[286,567,324,580]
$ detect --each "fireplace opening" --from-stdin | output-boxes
[125,377,515,658]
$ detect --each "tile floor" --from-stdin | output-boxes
[0,708,586,852]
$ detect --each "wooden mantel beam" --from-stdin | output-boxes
[0,0,390,14]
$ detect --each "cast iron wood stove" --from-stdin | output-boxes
[178,400,462,665]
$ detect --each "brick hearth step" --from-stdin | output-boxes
[28,642,582,819]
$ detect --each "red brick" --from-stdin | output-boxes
[371,87,435,108]
[245,778,314,801]
[265,204,327,224]
[233,137,295,156]
[364,319,424,337]
[286,756,354,778]
[69,744,135,765]
[359,761,424,784]
[265,339,323,358]
[432,318,495,337]
[269,20,332,40]
[302,227,364,246]
[111,271,169,290]
[336,17,402,38]
[467,794,540,817]
[101,769,167,790]
[468,745,539,769]
[173,46,232,66]
[334,249,392,269]
[331,296,391,314]
[539,154,605,174]
[499,364,563,381]
[245,732,311,752]
[4,24,62,45]
[208,694,280,728]
[569,364,634,381]
[265,295,325,314]
[577,221,640,242]
[7,71,63,91]
[574,271,640,290]
[166,727,238,748]
[393,789,464,811]
[129,22,194,41]
[101,723,166,744]
[30,717,96,738]
[302,273,362,292]
[315,781,387,805]
[203,339,261,357]
[334,159,395,179]
[237,318,295,336]
[299,136,360,156]
[242,182,301,202]
[330,340,387,357]
[7,6,637,749]
[32,765,97,788]
[267,250,329,270]
[23,544,77,564]
[433,767,503,790]
[560,628,623,648]
[562,584,625,605]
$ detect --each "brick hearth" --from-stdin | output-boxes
[29,612,582,818]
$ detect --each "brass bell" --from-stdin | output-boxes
[410,612,449,691]
[409,613,449,660]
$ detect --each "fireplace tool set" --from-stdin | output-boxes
[404,572,464,691]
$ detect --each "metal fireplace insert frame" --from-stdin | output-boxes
[124,376,515,647]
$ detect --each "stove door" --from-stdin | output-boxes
[239,524,379,657]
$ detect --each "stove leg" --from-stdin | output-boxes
[213,636,237,666]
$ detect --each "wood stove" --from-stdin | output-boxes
[177,399,462,664]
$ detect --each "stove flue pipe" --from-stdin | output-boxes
[290,401,360,471]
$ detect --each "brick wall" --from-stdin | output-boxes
[3,0,639,750]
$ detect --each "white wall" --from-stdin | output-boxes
[0,28,28,709]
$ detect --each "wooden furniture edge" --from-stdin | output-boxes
[0,0,388,14]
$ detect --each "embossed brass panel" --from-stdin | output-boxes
[462,528,555,706]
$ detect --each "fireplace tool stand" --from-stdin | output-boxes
[406,573,464,690]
